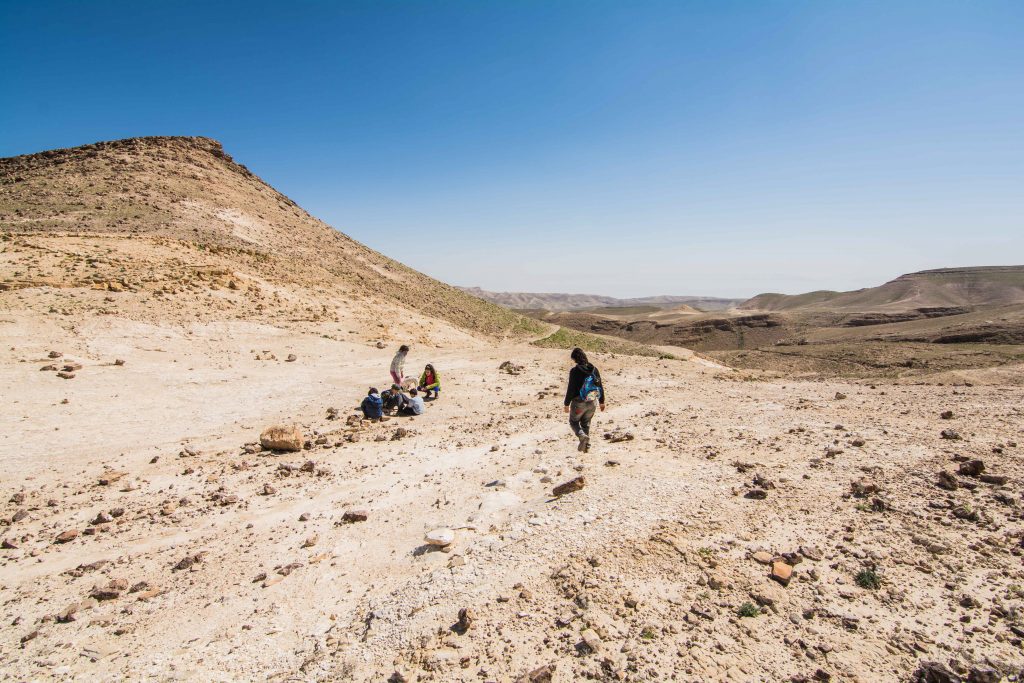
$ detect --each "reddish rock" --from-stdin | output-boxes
[770,560,793,586]
[552,476,585,496]
[55,529,79,544]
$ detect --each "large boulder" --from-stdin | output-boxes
[260,425,303,452]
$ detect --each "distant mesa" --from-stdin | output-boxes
[737,266,1024,313]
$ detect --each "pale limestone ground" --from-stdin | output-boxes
[1,312,1022,683]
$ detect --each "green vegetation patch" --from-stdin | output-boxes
[855,568,882,590]
[532,326,675,359]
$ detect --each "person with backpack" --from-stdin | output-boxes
[360,387,384,421]
[418,363,441,399]
[562,347,605,452]
[390,345,410,385]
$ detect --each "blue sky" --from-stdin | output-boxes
[2,1,1022,298]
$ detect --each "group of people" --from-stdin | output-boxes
[359,344,608,454]
[360,345,442,421]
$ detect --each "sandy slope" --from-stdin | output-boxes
[1,311,1023,682]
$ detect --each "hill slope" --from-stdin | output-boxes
[0,136,539,337]
[739,266,1024,312]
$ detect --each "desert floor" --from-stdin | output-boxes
[1,312,1022,682]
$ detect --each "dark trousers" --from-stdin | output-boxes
[569,398,597,437]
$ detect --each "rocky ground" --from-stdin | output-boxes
[2,310,1023,682]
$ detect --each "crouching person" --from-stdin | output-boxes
[398,388,426,416]
[418,364,441,399]
[360,387,384,421]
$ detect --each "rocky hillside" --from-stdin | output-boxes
[740,266,1024,313]
[0,136,540,337]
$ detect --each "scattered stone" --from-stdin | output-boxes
[913,661,962,683]
[770,560,793,586]
[425,528,455,547]
[260,425,303,452]
[285,353,297,362]
[940,410,954,420]
[499,360,524,375]
[936,471,959,491]
[40,364,57,371]
[799,545,822,562]
[11,508,28,523]
[392,428,409,440]
[979,473,1007,485]
[453,607,473,634]
[552,476,585,496]
[342,509,368,523]
[114,358,125,366]
[752,473,775,489]
[91,512,113,525]
[850,479,879,498]
[98,470,126,486]
[55,529,79,544]
[2,538,17,549]
[958,460,984,477]
[940,429,961,441]
[579,628,603,654]
[173,552,205,571]
[56,371,75,379]
[515,664,556,683]
[9,492,25,504]
[301,534,319,548]
[744,488,768,500]
[261,483,276,495]
[90,579,128,601]
[952,505,979,522]
[604,430,634,443]
[751,551,773,565]
[48,350,62,358]
[834,392,847,400]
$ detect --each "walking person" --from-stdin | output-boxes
[390,345,410,385]
[563,347,605,452]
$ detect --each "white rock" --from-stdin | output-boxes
[425,528,455,546]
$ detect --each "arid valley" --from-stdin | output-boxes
[2,137,1023,683]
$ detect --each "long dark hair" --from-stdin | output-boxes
[570,347,589,365]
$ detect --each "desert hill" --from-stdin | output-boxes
[458,286,741,312]
[739,266,1024,313]
[0,136,539,338]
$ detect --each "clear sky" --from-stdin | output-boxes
[2,1,1022,298]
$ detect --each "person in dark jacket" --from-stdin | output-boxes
[381,384,407,414]
[360,388,384,421]
[562,347,605,452]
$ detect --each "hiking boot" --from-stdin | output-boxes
[577,433,589,453]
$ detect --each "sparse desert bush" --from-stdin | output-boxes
[737,602,761,618]
[855,568,882,590]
